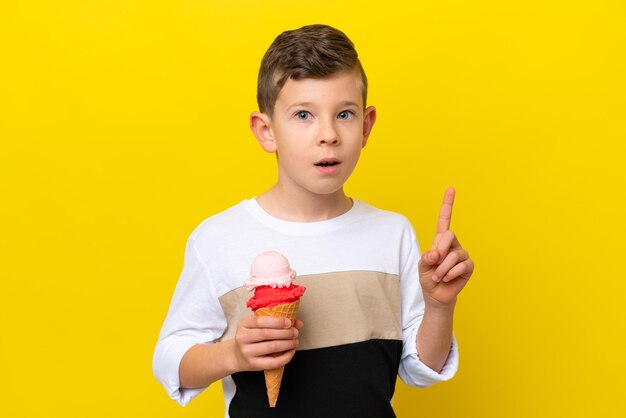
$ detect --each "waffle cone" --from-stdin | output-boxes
[254,299,301,407]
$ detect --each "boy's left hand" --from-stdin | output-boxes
[418,188,474,308]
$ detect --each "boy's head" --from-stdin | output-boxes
[257,24,368,117]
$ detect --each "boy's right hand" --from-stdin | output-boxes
[233,314,303,372]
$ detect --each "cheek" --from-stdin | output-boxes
[276,143,305,167]
[344,135,364,155]
[340,124,364,142]
[277,140,301,156]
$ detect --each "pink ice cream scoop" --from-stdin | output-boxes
[244,251,297,290]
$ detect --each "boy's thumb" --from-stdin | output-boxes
[418,249,439,273]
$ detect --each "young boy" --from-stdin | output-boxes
[153,24,474,417]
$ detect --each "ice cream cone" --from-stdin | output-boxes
[246,251,305,408]
[254,299,300,407]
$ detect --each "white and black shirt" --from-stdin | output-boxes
[153,198,459,417]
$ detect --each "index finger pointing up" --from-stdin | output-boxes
[436,187,456,233]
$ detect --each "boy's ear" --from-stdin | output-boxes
[250,111,276,153]
[361,105,377,148]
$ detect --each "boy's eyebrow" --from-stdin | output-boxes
[287,102,314,110]
[286,101,361,111]
[338,100,361,108]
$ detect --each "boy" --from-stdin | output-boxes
[153,24,474,417]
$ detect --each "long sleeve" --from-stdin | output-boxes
[397,222,459,387]
[152,235,228,406]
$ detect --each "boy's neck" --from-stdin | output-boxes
[256,185,353,222]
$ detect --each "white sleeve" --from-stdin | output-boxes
[152,235,228,406]
[397,223,459,387]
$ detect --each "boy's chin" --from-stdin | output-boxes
[306,183,348,197]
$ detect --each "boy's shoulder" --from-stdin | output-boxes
[356,200,415,230]
[187,199,249,241]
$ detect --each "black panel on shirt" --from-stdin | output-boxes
[229,339,402,418]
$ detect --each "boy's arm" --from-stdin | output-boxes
[179,316,302,389]
[415,300,455,373]
[179,340,238,388]
[153,236,299,403]
[416,188,473,373]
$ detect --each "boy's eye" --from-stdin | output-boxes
[296,111,311,120]
[337,111,353,120]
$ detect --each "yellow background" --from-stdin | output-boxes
[1,1,625,417]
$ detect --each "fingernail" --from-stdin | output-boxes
[432,274,439,282]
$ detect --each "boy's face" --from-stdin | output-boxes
[252,69,376,199]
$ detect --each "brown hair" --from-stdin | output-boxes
[257,24,368,116]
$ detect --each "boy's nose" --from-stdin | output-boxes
[318,122,340,145]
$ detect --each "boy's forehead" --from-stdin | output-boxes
[275,70,364,109]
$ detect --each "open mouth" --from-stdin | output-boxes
[314,159,340,167]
